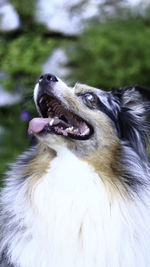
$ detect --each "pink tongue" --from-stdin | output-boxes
[28,118,51,135]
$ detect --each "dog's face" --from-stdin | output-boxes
[29,73,150,169]
[30,74,120,159]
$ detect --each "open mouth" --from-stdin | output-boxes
[28,93,93,140]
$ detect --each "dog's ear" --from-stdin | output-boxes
[112,86,150,157]
[113,85,150,116]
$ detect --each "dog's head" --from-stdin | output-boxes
[29,73,150,166]
[28,73,150,194]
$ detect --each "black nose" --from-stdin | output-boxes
[39,73,58,85]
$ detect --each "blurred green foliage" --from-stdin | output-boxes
[0,105,30,177]
[0,34,57,91]
[67,16,150,89]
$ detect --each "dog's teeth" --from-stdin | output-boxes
[69,127,74,131]
[66,127,79,134]
[67,126,74,133]
[39,97,44,103]
[73,129,79,133]
[49,118,54,126]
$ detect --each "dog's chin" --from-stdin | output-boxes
[36,131,68,151]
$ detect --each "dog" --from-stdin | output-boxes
[0,73,150,267]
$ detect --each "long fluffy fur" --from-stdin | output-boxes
[0,78,150,267]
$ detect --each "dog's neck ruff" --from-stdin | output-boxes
[1,147,150,267]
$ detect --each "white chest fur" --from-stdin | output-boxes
[3,148,150,267]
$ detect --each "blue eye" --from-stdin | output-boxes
[83,93,96,108]
[85,93,95,102]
